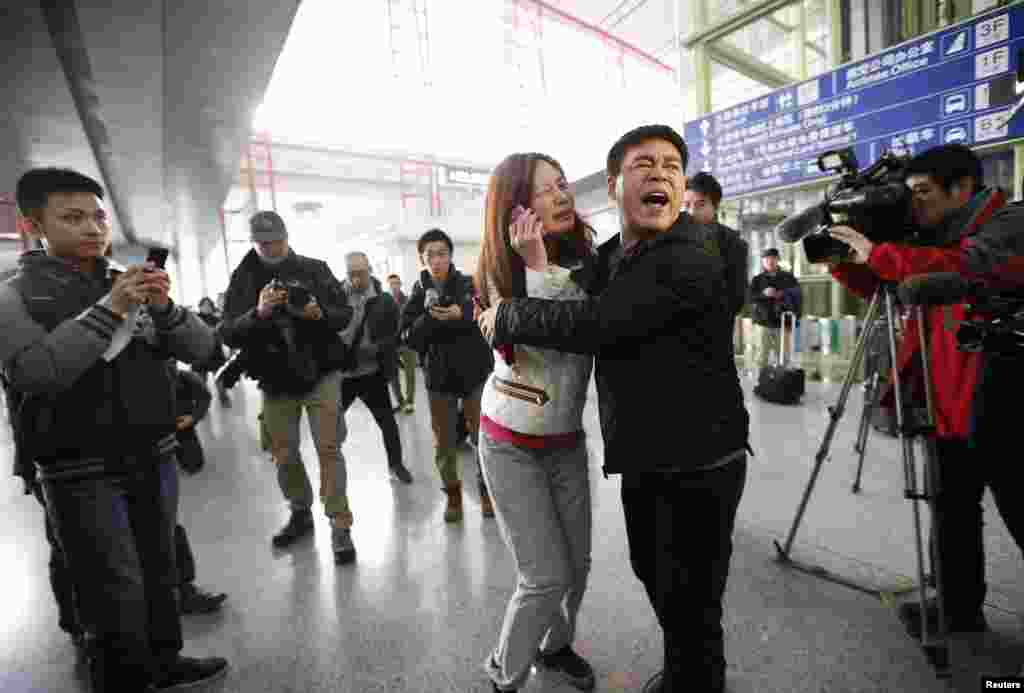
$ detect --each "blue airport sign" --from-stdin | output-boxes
[684,7,1024,197]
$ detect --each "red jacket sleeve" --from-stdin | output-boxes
[866,242,966,280]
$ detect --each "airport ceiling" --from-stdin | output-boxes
[0,0,680,273]
[1,0,298,270]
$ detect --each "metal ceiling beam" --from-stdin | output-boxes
[706,40,795,89]
[39,0,143,247]
[683,0,798,49]
[526,0,674,73]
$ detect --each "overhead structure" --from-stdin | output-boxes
[243,131,279,212]
[386,0,433,87]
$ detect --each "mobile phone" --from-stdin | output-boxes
[145,247,169,270]
[510,205,527,224]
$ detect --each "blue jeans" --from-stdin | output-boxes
[41,456,183,693]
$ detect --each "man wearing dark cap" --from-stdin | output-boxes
[220,211,359,564]
[749,247,801,370]
[479,125,749,693]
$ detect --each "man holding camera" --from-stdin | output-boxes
[220,211,358,564]
[827,144,1024,658]
[0,167,227,692]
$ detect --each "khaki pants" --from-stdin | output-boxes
[753,325,795,370]
[428,384,483,487]
[260,372,352,527]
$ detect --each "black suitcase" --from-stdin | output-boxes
[754,312,805,405]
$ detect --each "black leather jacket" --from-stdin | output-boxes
[494,215,750,474]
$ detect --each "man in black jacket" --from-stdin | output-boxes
[479,125,749,693]
[0,168,227,692]
[338,252,412,484]
[682,171,750,320]
[749,248,801,369]
[220,211,357,564]
[386,273,417,413]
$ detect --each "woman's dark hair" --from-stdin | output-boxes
[475,152,594,308]
[16,167,105,219]
[417,228,454,255]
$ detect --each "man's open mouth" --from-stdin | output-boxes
[641,191,670,208]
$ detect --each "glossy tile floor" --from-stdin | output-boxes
[1,372,1021,693]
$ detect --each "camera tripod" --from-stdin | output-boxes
[851,310,894,494]
[772,282,953,678]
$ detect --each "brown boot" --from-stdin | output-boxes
[443,481,463,523]
[479,483,495,518]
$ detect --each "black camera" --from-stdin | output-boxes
[266,278,312,310]
[776,148,917,264]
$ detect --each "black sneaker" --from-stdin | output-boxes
[271,510,314,548]
[536,646,595,691]
[179,583,227,614]
[641,670,663,693]
[332,526,356,565]
[389,463,413,484]
[898,599,988,640]
[153,656,228,690]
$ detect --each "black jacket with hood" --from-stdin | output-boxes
[400,264,494,396]
[220,248,352,396]
[493,213,750,475]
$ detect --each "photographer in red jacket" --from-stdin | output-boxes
[826,144,1024,660]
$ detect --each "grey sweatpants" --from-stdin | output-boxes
[479,431,592,691]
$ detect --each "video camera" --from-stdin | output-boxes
[776,148,917,264]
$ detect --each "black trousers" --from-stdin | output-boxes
[341,372,403,469]
[42,459,182,692]
[621,458,747,693]
[932,436,1024,629]
[36,483,197,637]
[32,483,81,635]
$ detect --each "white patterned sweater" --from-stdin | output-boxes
[480,264,594,436]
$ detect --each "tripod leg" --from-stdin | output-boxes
[852,371,877,493]
[776,289,883,562]
[913,306,951,663]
